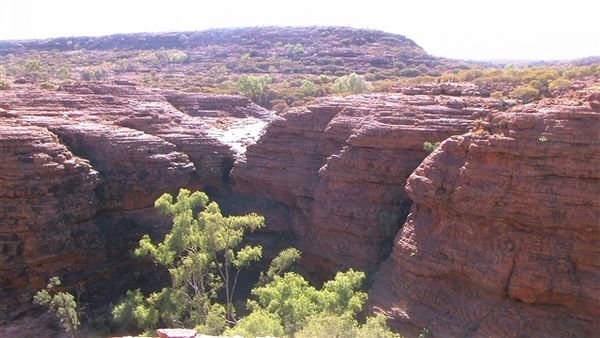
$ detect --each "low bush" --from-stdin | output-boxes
[333,73,370,95]
[0,78,12,90]
[509,85,540,102]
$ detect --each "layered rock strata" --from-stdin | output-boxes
[369,96,600,337]
[233,92,500,277]
[0,82,274,327]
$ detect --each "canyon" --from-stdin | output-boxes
[1,80,598,337]
[0,27,599,337]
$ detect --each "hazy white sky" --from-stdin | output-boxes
[1,0,599,60]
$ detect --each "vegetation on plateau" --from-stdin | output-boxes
[2,27,596,112]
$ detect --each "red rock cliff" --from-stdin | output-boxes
[369,95,600,337]
[0,82,274,329]
[233,92,500,277]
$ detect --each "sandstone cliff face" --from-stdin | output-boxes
[0,82,274,327]
[2,79,598,338]
[369,96,600,337]
[233,92,500,277]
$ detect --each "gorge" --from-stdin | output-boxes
[0,27,598,337]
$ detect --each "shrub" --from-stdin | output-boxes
[40,81,58,90]
[234,269,399,337]
[224,310,285,338]
[80,68,108,81]
[113,189,266,333]
[245,269,367,336]
[21,59,47,81]
[236,74,272,106]
[548,78,571,94]
[296,313,358,338]
[300,79,319,96]
[0,78,12,90]
[57,67,71,80]
[423,141,441,153]
[33,277,80,337]
[285,43,304,59]
[398,68,422,77]
[490,91,504,99]
[333,73,370,95]
[509,85,540,102]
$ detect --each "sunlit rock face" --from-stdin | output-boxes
[369,94,600,338]
[233,91,499,277]
[0,82,275,329]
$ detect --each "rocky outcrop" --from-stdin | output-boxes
[0,82,275,329]
[2,78,598,338]
[233,93,500,277]
[0,125,101,321]
[369,96,600,337]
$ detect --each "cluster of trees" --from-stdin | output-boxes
[235,72,371,110]
[35,189,399,338]
[405,64,600,102]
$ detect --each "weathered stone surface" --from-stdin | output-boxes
[1,78,598,338]
[369,96,600,337]
[0,82,274,331]
[0,124,101,321]
[234,93,496,277]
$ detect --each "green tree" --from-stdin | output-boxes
[258,247,301,285]
[244,269,367,336]
[333,73,370,95]
[33,277,80,338]
[113,189,265,333]
[224,309,285,338]
[509,85,540,102]
[300,79,319,97]
[236,74,272,106]
[232,269,399,337]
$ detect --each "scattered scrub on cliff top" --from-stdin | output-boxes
[401,63,599,101]
[112,189,398,337]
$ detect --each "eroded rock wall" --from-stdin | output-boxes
[0,82,275,327]
[369,97,600,337]
[233,93,499,277]
[2,80,598,338]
